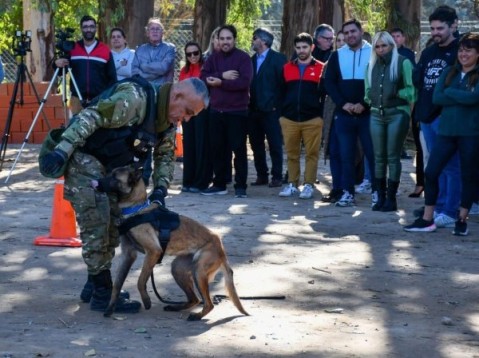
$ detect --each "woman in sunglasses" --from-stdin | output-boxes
[179,41,212,193]
[364,31,416,212]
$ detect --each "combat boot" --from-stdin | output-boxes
[80,274,130,303]
[381,179,399,212]
[90,270,141,313]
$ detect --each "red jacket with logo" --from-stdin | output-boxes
[68,40,117,101]
[281,58,324,121]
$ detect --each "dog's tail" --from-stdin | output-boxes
[222,260,249,316]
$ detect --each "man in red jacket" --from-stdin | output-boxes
[279,33,324,200]
[55,15,117,114]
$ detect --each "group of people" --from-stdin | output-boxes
[37,5,479,315]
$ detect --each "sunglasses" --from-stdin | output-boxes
[186,50,200,57]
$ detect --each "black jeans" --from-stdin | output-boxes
[247,109,283,181]
[209,110,248,190]
[425,134,479,211]
[182,109,212,190]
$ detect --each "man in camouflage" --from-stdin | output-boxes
[40,78,209,313]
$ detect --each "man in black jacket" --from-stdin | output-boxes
[248,28,287,188]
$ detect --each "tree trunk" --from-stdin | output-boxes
[193,0,229,52]
[386,0,421,51]
[318,0,334,25]
[281,0,321,59]
[100,0,154,49]
[23,0,54,82]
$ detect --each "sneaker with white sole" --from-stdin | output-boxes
[201,186,228,195]
[279,183,299,197]
[434,213,456,228]
[356,179,372,194]
[299,184,314,199]
[469,202,479,215]
[404,218,437,232]
[335,190,355,207]
[452,220,468,236]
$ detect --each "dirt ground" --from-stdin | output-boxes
[0,144,478,358]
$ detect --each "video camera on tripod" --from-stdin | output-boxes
[55,28,76,58]
[13,30,32,57]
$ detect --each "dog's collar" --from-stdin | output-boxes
[121,200,150,216]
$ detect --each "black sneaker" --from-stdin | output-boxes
[321,189,342,203]
[452,220,468,236]
[235,188,247,198]
[201,186,228,196]
[404,218,436,232]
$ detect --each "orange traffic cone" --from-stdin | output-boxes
[175,124,184,162]
[34,177,82,247]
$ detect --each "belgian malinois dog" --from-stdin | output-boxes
[98,166,249,321]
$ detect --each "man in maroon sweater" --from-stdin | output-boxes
[200,24,253,198]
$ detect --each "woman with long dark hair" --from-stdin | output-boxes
[404,32,479,235]
[179,41,212,192]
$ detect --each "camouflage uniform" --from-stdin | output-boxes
[58,81,175,275]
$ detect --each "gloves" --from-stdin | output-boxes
[149,186,167,206]
[40,149,68,177]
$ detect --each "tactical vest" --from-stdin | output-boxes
[80,76,157,172]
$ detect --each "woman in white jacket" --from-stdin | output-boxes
[109,28,135,81]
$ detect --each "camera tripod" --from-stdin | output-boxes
[2,63,83,183]
[0,53,50,174]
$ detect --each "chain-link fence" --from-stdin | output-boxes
[1,52,18,83]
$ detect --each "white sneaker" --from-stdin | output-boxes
[279,183,299,197]
[356,179,372,194]
[299,184,314,199]
[335,190,355,207]
[371,191,378,208]
[434,213,456,228]
[469,202,479,215]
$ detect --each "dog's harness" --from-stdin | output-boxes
[118,202,180,256]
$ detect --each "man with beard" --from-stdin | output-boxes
[54,15,117,114]
[278,33,324,200]
[406,6,460,231]
[200,24,253,198]
[323,19,375,208]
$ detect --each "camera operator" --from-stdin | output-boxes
[54,15,116,114]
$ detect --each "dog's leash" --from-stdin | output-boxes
[150,270,286,305]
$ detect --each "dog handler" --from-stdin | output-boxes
[39,77,209,313]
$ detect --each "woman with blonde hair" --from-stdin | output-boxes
[365,31,416,211]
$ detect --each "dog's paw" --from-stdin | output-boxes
[187,312,203,321]
[143,298,151,310]
[163,305,178,312]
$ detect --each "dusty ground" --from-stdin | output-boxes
[0,144,478,358]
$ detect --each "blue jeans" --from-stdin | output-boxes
[421,118,461,218]
[329,119,342,191]
[425,134,479,211]
[335,111,375,193]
